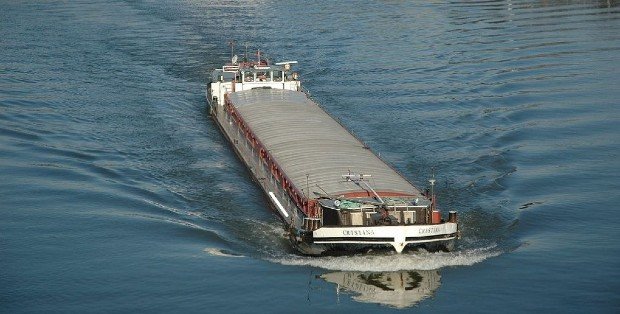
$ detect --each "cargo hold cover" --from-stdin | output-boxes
[229,89,422,198]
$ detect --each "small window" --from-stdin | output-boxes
[256,71,269,82]
[244,71,254,82]
[272,70,283,82]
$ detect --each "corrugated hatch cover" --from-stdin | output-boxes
[229,89,422,198]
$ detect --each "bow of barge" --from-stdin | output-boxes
[206,52,458,255]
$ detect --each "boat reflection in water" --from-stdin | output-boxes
[320,270,440,308]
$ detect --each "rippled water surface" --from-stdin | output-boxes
[2,0,619,312]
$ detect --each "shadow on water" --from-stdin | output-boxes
[245,242,500,308]
[318,270,440,309]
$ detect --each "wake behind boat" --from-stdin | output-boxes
[206,49,458,255]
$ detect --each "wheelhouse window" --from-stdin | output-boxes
[243,71,254,82]
[272,70,283,82]
[256,71,269,82]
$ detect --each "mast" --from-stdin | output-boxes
[429,176,436,211]
[228,40,235,61]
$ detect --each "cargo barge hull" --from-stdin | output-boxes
[206,56,458,255]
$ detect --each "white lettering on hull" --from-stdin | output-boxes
[342,229,375,236]
[418,226,442,235]
[314,223,457,239]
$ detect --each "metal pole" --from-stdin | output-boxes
[306,174,310,198]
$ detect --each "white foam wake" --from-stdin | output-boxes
[203,248,245,258]
[268,245,501,271]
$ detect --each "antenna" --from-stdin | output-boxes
[227,40,235,60]
[428,168,436,211]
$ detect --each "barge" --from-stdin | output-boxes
[206,52,458,255]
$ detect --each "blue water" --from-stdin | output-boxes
[1,0,619,312]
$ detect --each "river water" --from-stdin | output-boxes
[2,0,619,312]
